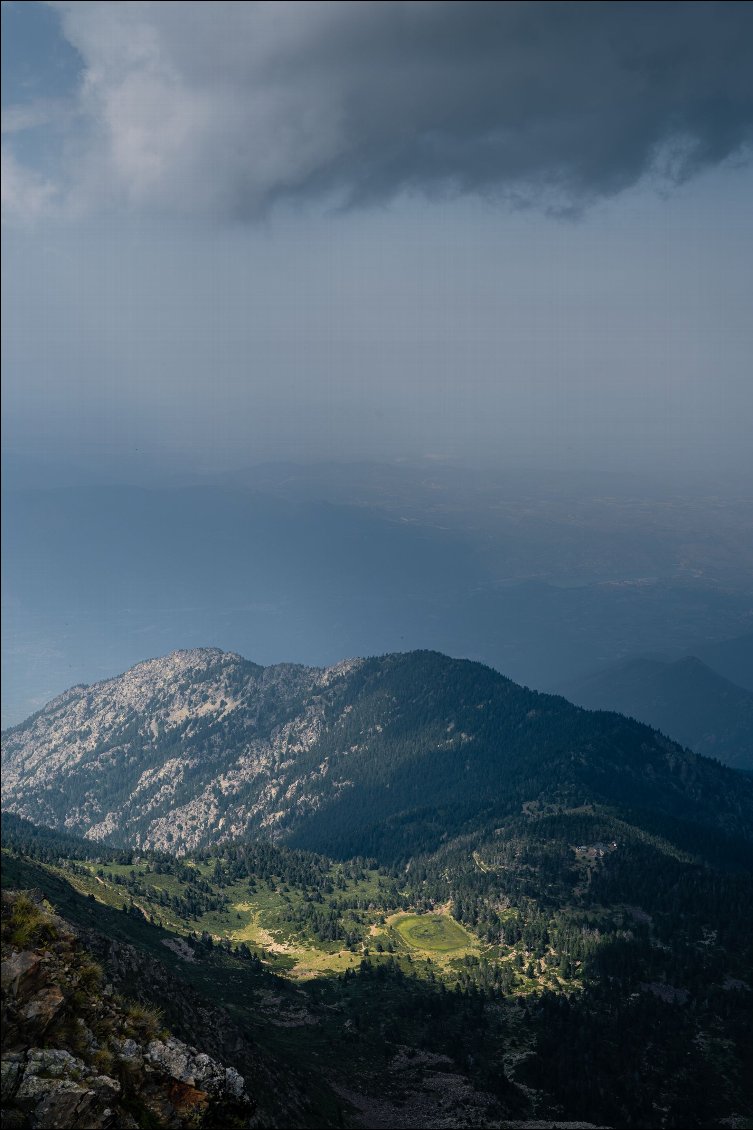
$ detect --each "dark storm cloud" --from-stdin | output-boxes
[6,1,752,219]
[295,1,753,209]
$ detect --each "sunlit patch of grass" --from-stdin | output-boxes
[392,912,475,954]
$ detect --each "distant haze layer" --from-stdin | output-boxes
[3,460,751,728]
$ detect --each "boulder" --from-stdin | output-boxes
[22,985,65,1030]
[1,950,44,997]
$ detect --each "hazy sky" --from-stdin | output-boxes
[3,1,752,481]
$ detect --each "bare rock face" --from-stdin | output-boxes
[146,1038,246,1100]
[21,984,65,1029]
[1,889,254,1129]
[1,950,43,996]
[1,647,362,855]
[4,1049,127,1130]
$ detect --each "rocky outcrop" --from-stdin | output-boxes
[146,1037,246,1100]
[1,1048,127,1130]
[1,889,253,1129]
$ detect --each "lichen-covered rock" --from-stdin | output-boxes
[21,1047,88,1079]
[111,1036,142,1068]
[2,1045,125,1129]
[146,1037,246,1099]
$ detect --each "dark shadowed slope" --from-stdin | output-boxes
[560,655,753,770]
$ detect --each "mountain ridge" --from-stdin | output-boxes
[559,652,753,769]
[3,648,751,864]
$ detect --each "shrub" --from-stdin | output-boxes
[3,894,58,949]
[124,1001,164,1041]
[76,958,104,994]
[91,1048,115,1076]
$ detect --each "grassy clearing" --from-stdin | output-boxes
[227,904,378,979]
[392,912,474,954]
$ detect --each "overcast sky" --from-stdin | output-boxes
[2,0,752,482]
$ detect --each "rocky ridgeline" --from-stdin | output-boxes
[0,889,253,1129]
[1,648,363,853]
